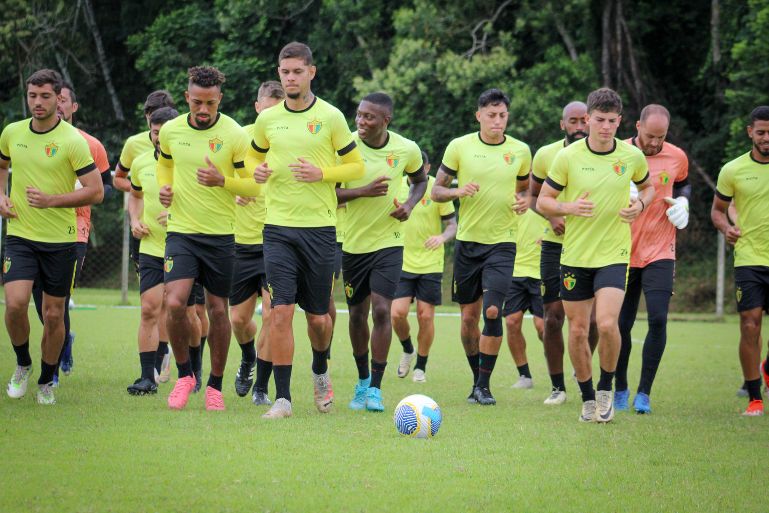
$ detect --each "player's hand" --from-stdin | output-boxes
[156,210,168,227]
[390,197,412,221]
[0,194,17,218]
[235,195,254,206]
[362,176,390,197]
[512,192,528,215]
[725,225,741,245]
[549,216,565,236]
[254,162,273,183]
[197,156,225,187]
[455,182,480,199]
[619,198,643,223]
[26,187,51,208]
[131,220,150,239]
[566,192,593,217]
[424,235,445,250]
[289,158,323,182]
[159,185,173,208]
[664,196,689,229]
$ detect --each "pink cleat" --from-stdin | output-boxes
[167,376,196,410]
[205,386,226,411]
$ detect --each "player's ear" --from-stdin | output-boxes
[475,111,481,123]
[184,90,190,103]
[636,120,641,131]
[309,65,317,80]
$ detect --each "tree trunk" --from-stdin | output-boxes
[82,0,124,121]
[601,0,613,87]
[552,8,578,62]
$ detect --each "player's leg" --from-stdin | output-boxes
[327,240,344,360]
[193,286,208,375]
[252,285,273,406]
[563,297,594,421]
[733,267,767,416]
[60,242,86,378]
[411,273,441,382]
[342,248,374,410]
[453,241,485,402]
[393,272,417,377]
[155,302,171,383]
[128,282,163,395]
[164,277,196,408]
[4,279,34,399]
[230,244,262,398]
[186,301,203,391]
[503,277,532,389]
[615,267,642,410]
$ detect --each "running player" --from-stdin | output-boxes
[249,42,364,418]
[337,92,426,412]
[2,69,103,405]
[711,105,769,417]
[614,104,690,414]
[537,87,653,423]
[231,80,284,406]
[391,150,457,382]
[432,88,531,405]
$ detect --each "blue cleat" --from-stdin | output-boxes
[633,392,651,414]
[348,377,371,410]
[614,389,630,411]
[60,332,75,375]
[364,386,384,412]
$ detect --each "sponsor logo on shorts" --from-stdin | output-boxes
[163,256,173,273]
[659,170,670,185]
[503,152,515,165]
[209,137,223,153]
[344,281,354,299]
[45,142,59,158]
[267,282,274,300]
[2,257,10,273]
[386,152,399,168]
[612,159,627,176]
[307,118,322,134]
[563,272,576,291]
[736,286,742,303]
[540,282,546,297]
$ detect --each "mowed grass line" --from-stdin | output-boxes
[0,292,766,512]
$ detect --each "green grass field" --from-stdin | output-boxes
[0,288,765,512]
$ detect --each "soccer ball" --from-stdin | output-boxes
[393,394,442,439]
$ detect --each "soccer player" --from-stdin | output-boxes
[711,105,769,417]
[249,42,364,418]
[157,66,256,411]
[391,150,457,382]
[126,106,179,395]
[431,88,531,406]
[337,92,427,412]
[529,101,599,405]
[614,104,690,414]
[537,88,653,423]
[2,69,103,405]
[502,209,546,389]
[231,80,284,406]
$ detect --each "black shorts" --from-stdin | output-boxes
[230,243,266,306]
[560,263,628,301]
[627,259,675,295]
[540,241,562,304]
[452,241,516,304]
[734,266,769,313]
[343,247,403,305]
[2,236,76,297]
[164,232,235,298]
[333,242,343,280]
[502,277,544,318]
[394,271,442,305]
[139,254,165,294]
[190,282,204,307]
[263,225,335,315]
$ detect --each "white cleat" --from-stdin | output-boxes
[579,400,597,422]
[412,369,426,383]
[595,390,615,423]
[397,351,415,378]
[261,398,292,419]
[312,372,334,413]
[512,376,533,389]
[7,365,32,399]
[36,383,56,405]
[544,388,567,405]
[158,353,171,383]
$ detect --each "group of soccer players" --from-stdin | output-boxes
[3,41,769,420]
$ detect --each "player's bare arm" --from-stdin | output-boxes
[430,166,479,202]
[391,168,427,221]
[0,158,16,218]
[127,190,150,239]
[336,176,391,203]
[619,176,654,223]
[537,182,593,218]
[27,168,104,208]
[424,214,457,250]
[711,195,741,245]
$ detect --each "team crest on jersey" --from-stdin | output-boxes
[736,287,742,303]
[209,137,223,153]
[164,257,173,273]
[307,118,322,134]
[503,152,515,165]
[659,171,670,185]
[563,273,576,291]
[612,160,627,176]
[420,197,431,206]
[386,153,399,168]
[45,143,59,158]
[344,281,354,299]
[2,257,10,274]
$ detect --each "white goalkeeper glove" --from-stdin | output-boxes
[664,196,689,229]
[629,181,639,202]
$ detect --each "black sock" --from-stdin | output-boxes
[517,363,531,378]
[176,359,193,378]
[207,373,223,391]
[38,360,57,385]
[415,354,428,371]
[354,352,369,380]
[466,353,479,387]
[400,336,414,354]
[240,339,256,363]
[597,367,614,392]
[746,378,763,401]
[578,378,595,402]
[370,360,387,389]
[273,365,292,401]
[254,357,272,392]
[550,372,565,391]
[189,345,201,374]
[12,341,32,367]
[311,347,329,375]
[764,359,769,375]
[154,341,169,373]
[200,336,207,352]
[139,351,156,381]
[476,352,498,389]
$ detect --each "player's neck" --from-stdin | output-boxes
[362,130,389,149]
[751,147,769,164]
[31,114,59,133]
[286,91,315,112]
[479,131,505,145]
[587,134,615,153]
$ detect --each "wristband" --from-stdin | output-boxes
[639,198,645,211]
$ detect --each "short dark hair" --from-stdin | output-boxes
[640,104,670,122]
[257,81,285,101]
[478,88,510,109]
[279,42,313,65]
[149,107,179,126]
[587,87,623,114]
[61,80,77,103]
[421,150,430,166]
[144,90,175,116]
[749,106,769,125]
[26,69,63,94]
[361,92,393,114]
[188,66,226,89]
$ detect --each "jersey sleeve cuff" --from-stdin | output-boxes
[440,213,455,221]
[545,176,564,191]
[131,182,142,191]
[159,149,173,160]
[531,174,545,184]
[673,176,690,188]
[440,163,457,177]
[0,150,10,161]
[251,140,269,153]
[337,141,356,157]
[632,171,650,185]
[233,161,245,169]
[516,174,529,181]
[75,162,97,177]
[406,165,425,177]
[715,189,732,202]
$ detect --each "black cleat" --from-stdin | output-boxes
[252,387,272,406]
[467,387,479,404]
[127,377,158,396]
[235,360,256,397]
[473,386,496,405]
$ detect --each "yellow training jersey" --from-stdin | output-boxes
[513,210,548,279]
[532,139,566,244]
[119,130,154,171]
[251,97,356,228]
[234,123,265,245]
[716,151,769,267]
[343,131,423,254]
[441,132,531,244]
[158,113,249,235]
[398,175,455,274]
[336,204,346,243]
[0,118,96,243]
[131,150,166,258]
[547,138,649,267]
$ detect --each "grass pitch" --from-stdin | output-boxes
[0,288,765,512]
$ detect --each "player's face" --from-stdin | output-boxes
[27,83,59,122]
[149,122,163,150]
[635,114,669,156]
[561,106,588,144]
[185,84,222,129]
[586,110,621,145]
[355,101,390,142]
[256,95,282,114]
[278,58,316,100]
[476,103,509,140]
[748,120,769,157]
[57,87,78,123]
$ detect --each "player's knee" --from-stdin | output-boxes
[596,317,617,337]
[42,305,64,326]
[484,305,499,320]
[416,308,433,324]
[306,313,328,332]
[230,309,248,330]
[140,305,161,324]
[371,302,390,327]
[568,322,589,340]
[482,316,503,337]
[505,313,522,331]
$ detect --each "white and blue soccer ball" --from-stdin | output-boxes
[394,394,442,439]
